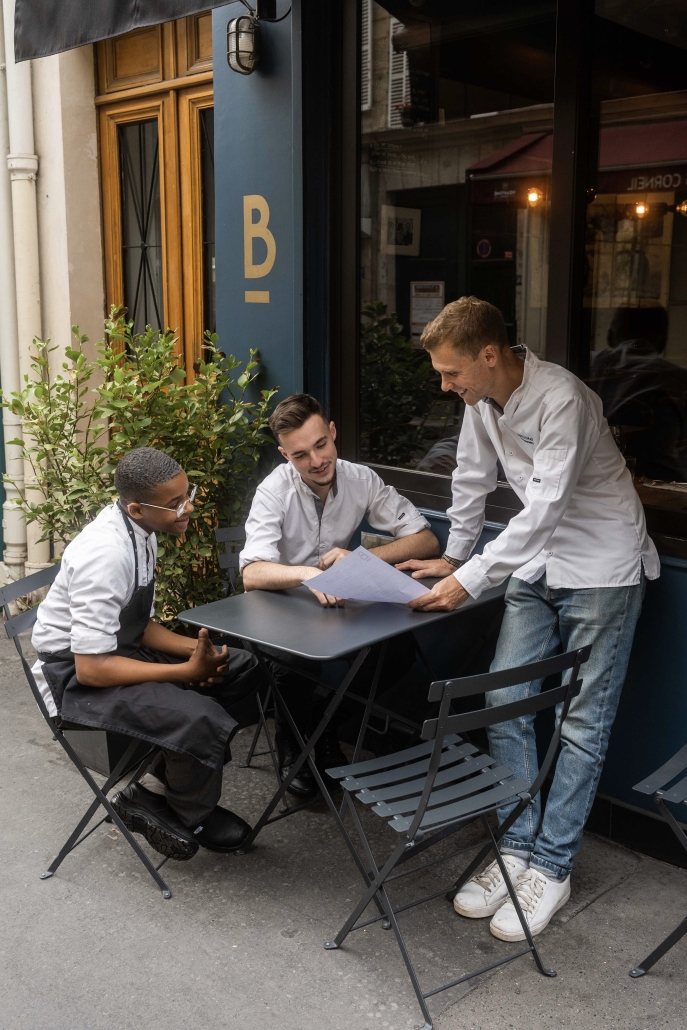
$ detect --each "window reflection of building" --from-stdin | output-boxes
[359,1,555,469]
[584,1,687,489]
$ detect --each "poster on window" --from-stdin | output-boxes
[410,281,445,344]
[381,205,422,256]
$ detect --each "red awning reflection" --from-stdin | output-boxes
[469,120,687,195]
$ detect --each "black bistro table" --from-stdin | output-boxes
[179,578,507,860]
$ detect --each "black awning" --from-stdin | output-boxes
[14,0,235,63]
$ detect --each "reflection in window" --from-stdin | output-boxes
[359,1,555,471]
[200,106,216,336]
[586,1,687,493]
[119,120,163,335]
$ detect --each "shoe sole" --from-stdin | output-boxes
[111,794,199,862]
[489,886,571,942]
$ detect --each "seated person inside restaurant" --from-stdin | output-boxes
[31,447,263,862]
[589,304,687,482]
[239,392,439,798]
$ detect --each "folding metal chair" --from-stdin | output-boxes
[215,524,277,772]
[629,742,687,978]
[0,564,174,899]
[323,645,591,1029]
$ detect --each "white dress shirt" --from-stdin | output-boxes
[239,458,430,570]
[31,504,156,716]
[448,348,660,600]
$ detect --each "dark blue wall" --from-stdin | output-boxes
[212,2,303,401]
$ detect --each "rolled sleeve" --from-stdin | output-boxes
[239,486,285,570]
[455,396,598,599]
[364,472,430,539]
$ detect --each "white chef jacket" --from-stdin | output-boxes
[239,458,430,570]
[449,348,660,600]
[31,503,156,716]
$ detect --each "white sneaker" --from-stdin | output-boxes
[489,867,571,941]
[453,855,529,919]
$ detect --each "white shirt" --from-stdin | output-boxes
[449,348,660,600]
[239,458,430,570]
[31,504,156,716]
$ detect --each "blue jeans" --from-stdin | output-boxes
[486,573,645,881]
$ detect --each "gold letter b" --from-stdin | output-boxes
[243,195,276,278]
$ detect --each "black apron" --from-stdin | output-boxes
[39,506,235,768]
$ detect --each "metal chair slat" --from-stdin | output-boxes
[356,749,490,805]
[373,764,513,819]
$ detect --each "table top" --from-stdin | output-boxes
[178,579,507,661]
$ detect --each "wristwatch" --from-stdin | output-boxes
[442,552,464,570]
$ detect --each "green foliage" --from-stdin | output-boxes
[1,312,276,623]
[359,301,436,466]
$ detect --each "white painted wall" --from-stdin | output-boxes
[33,46,104,374]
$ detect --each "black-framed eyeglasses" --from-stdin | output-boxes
[133,485,197,519]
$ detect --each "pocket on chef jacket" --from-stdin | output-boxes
[530,447,567,500]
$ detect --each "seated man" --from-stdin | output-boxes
[32,447,263,861]
[240,392,439,797]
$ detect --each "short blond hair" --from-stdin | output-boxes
[421,296,509,358]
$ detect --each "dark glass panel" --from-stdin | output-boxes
[118,120,163,335]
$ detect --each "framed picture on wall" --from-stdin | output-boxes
[381,204,422,256]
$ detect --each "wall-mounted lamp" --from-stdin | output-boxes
[635,202,648,218]
[526,187,543,207]
[676,200,687,216]
[227,11,260,74]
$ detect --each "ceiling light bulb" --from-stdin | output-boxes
[635,202,647,217]
[676,200,687,216]
[527,187,543,207]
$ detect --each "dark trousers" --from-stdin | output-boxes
[144,646,262,827]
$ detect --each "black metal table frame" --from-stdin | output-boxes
[234,634,436,919]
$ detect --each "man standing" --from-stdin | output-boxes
[240,392,438,797]
[399,297,659,941]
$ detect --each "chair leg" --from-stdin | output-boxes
[486,821,556,978]
[339,641,388,821]
[444,800,529,902]
[326,801,433,1029]
[630,912,687,977]
[49,734,173,899]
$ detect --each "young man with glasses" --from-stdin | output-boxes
[31,447,263,862]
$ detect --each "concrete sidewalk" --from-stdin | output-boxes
[1,632,685,1030]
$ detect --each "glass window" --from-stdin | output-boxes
[585,2,687,507]
[358,1,555,472]
[118,119,164,335]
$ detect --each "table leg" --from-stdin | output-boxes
[339,640,388,821]
[238,645,370,851]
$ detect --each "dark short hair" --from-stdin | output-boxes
[269,393,327,441]
[608,305,668,354]
[114,447,184,503]
[421,296,509,358]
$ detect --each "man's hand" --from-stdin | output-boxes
[301,566,345,608]
[185,628,229,685]
[407,575,469,612]
[396,557,456,580]
[319,547,351,570]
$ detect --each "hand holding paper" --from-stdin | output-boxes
[305,546,430,604]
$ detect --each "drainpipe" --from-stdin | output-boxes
[2,0,49,572]
[0,3,25,582]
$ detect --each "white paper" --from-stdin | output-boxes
[305,546,430,604]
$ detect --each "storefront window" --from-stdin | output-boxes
[586,2,687,506]
[358,0,555,472]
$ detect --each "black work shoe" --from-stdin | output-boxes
[276,730,318,799]
[194,805,252,853]
[315,734,348,795]
[111,783,199,861]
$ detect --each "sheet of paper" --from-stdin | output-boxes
[305,546,430,604]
